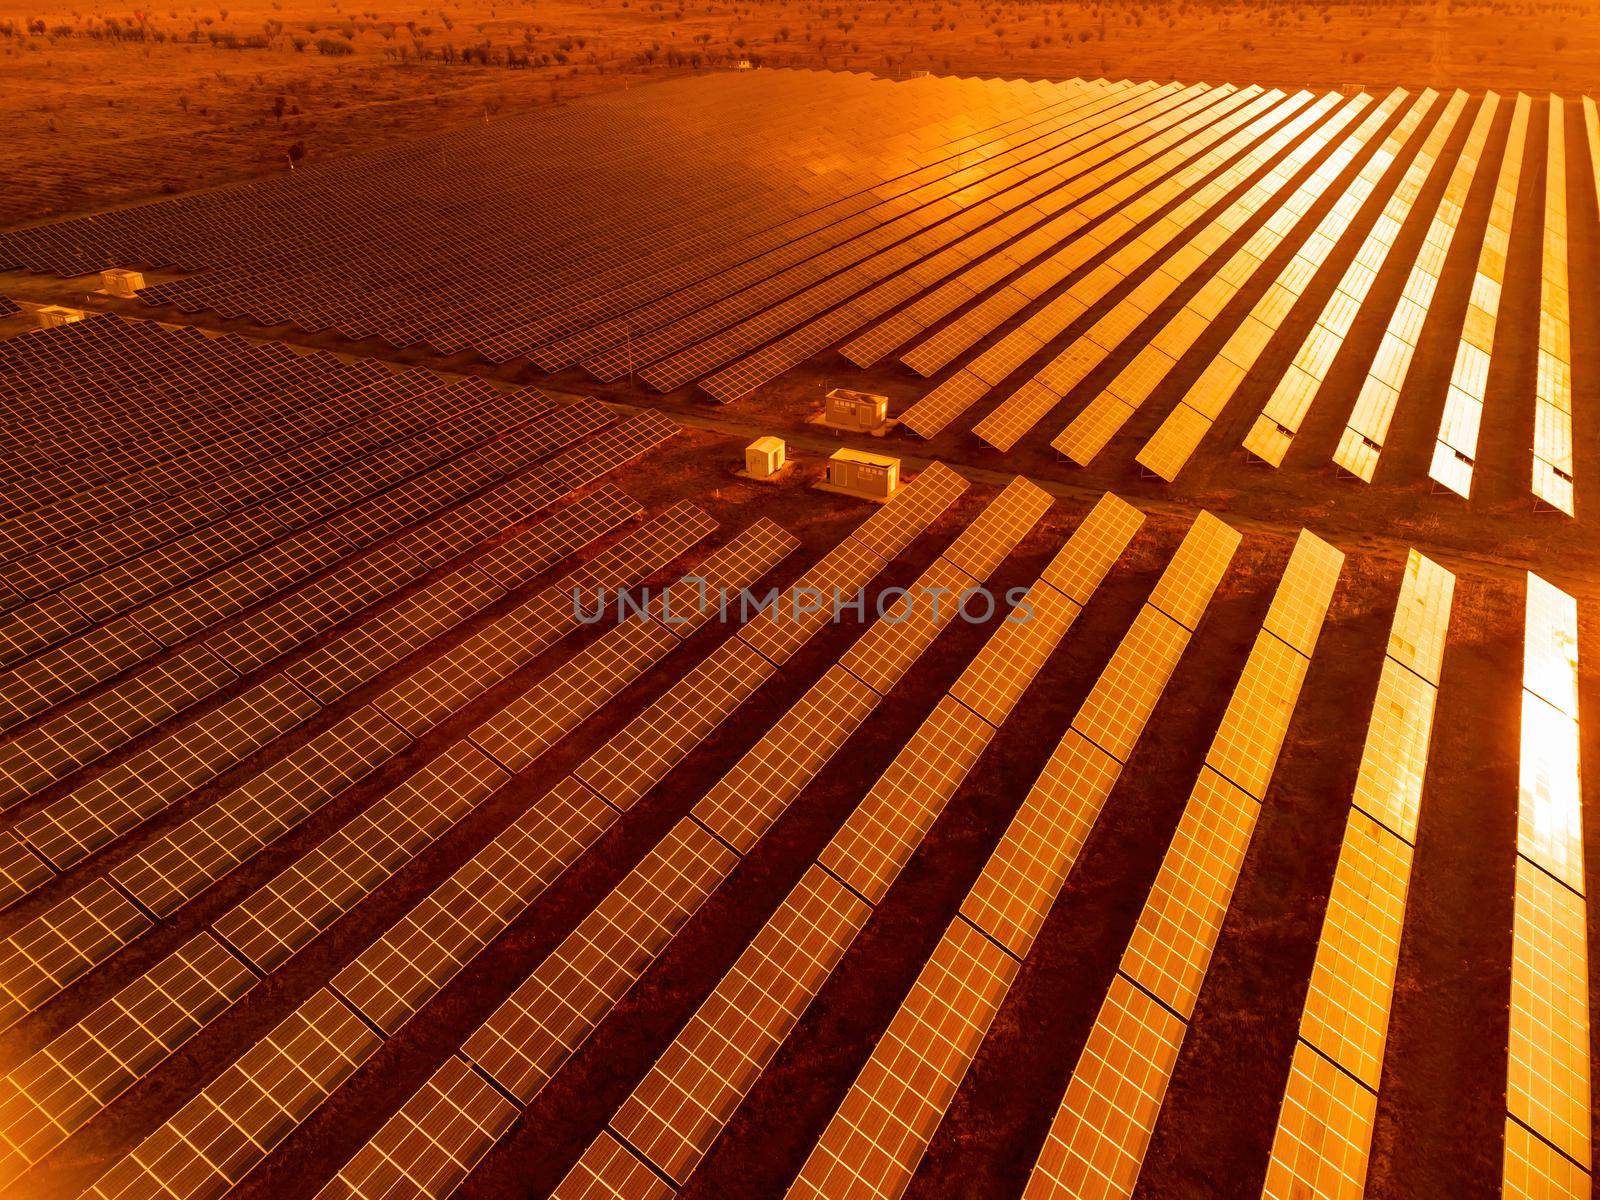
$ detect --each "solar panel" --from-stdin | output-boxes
[1261,548,1453,1197]
[691,664,881,854]
[466,617,689,772]
[0,878,152,1031]
[1427,94,1533,499]
[1203,630,1311,800]
[332,775,618,1035]
[1503,1114,1592,1200]
[739,465,967,668]
[574,637,775,810]
[3,74,1586,1200]
[1243,92,1469,467]
[1018,530,1337,1200]
[1336,94,1501,481]
[1119,768,1258,1017]
[1135,90,1437,481]
[1506,857,1591,1168]
[1259,1041,1380,1200]
[649,518,799,636]
[549,1131,676,1200]
[0,832,51,909]
[937,475,1053,582]
[892,84,1278,384]
[847,460,969,562]
[1146,509,1241,630]
[85,988,381,1200]
[462,817,738,1103]
[0,614,161,733]
[1040,491,1146,604]
[1533,97,1574,514]
[787,916,1019,1199]
[1297,809,1413,1087]
[598,865,869,1185]
[214,741,506,972]
[1350,658,1440,843]
[818,695,996,903]
[1025,973,1187,1199]
[312,471,1066,1195]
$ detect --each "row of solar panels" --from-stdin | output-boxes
[14,75,1588,517]
[0,344,1583,1200]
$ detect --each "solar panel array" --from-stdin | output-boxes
[1,67,1595,1200]
[0,314,792,1192]
[1499,573,1590,1200]
[1134,89,1439,479]
[779,510,1241,1200]
[1259,549,1453,1200]
[4,78,1591,510]
[550,491,1143,1200]
[1030,89,1383,462]
[1333,94,1500,481]
[318,470,1072,1197]
[1427,94,1532,500]
[1241,93,1469,468]
[1016,530,1338,1200]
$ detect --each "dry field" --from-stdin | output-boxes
[5,0,1600,226]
